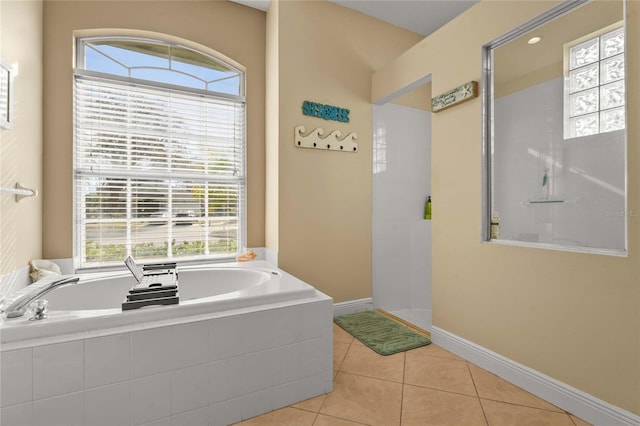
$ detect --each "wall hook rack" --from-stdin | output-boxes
[294,125,358,153]
[0,183,38,202]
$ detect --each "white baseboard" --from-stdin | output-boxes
[431,326,640,426]
[333,298,373,318]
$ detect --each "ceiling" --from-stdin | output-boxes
[231,0,479,37]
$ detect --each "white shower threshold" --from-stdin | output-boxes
[386,308,432,332]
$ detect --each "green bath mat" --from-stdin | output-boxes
[334,310,431,356]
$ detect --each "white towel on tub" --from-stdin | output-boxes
[29,259,62,282]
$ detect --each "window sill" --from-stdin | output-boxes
[481,238,627,257]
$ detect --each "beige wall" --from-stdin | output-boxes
[391,82,431,111]
[42,0,266,260]
[373,0,640,415]
[0,0,43,275]
[269,0,423,303]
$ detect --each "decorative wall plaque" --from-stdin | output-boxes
[302,100,350,123]
[431,81,478,113]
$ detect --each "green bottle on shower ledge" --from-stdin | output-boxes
[424,196,432,220]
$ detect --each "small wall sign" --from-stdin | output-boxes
[302,100,350,123]
[431,81,478,113]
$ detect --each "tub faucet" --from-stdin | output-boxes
[3,275,80,318]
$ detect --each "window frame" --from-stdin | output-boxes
[481,0,628,257]
[73,35,247,271]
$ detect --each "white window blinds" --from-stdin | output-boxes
[74,75,245,267]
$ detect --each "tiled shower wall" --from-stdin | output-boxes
[372,103,432,330]
[0,297,333,426]
[494,77,626,250]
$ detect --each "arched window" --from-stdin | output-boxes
[74,36,246,268]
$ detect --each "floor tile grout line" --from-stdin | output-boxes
[468,360,586,419]
[335,337,354,371]
[568,412,581,426]
[466,357,589,421]
[402,381,485,399]
[477,396,574,415]
[294,405,321,415]
[338,366,411,385]
[405,352,463,361]
[466,360,490,426]
[316,382,329,416]
[335,337,399,426]
[478,398,587,424]
[399,351,406,425]
[320,336,354,421]
[318,362,374,426]
[315,412,372,426]
[464,358,589,423]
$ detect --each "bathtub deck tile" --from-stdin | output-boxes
[84,333,131,389]
[301,300,333,342]
[209,315,243,362]
[139,417,171,426]
[171,321,209,369]
[209,397,242,426]
[171,364,209,415]
[241,388,273,421]
[209,357,243,404]
[271,305,305,347]
[32,391,84,426]
[1,348,33,407]
[241,349,274,395]
[131,372,172,426]
[33,340,84,400]
[299,337,332,379]
[0,401,33,426]
[241,309,275,353]
[298,372,332,403]
[84,381,130,426]
[171,406,208,426]
[131,327,173,379]
[271,344,301,387]
[272,381,301,410]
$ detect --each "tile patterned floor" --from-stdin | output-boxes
[234,324,592,426]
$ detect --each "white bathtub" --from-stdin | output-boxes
[0,261,317,346]
[0,260,333,425]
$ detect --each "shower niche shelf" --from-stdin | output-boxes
[525,199,564,205]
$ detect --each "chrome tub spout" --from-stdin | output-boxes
[3,275,80,318]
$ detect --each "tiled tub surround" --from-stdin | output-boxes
[0,263,333,426]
